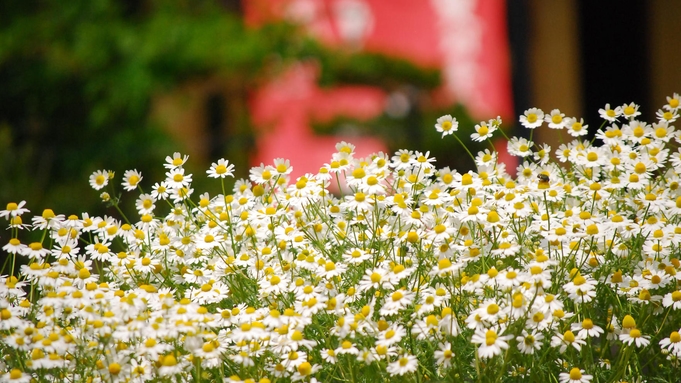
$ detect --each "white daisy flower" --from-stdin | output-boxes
[434,114,458,137]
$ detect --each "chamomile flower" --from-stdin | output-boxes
[434,114,458,137]
[51,242,80,259]
[1,368,32,383]
[89,170,110,190]
[564,274,598,304]
[656,108,678,124]
[250,164,276,184]
[0,201,30,219]
[386,353,418,376]
[471,328,512,359]
[664,92,680,111]
[150,181,170,200]
[565,117,589,137]
[622,120,651,144]
[165,167,193,189]
[619,328,650,348]
[273,158,293,175]
[164,152,189,169]
[621,102,641,119]
[559,367,593,383]
[135,194,156,215]
[375,324,407,348]
[520,107,544,129]
[170,186,194,203]
[534,143,552,164]
[414,151,437,170]
[342,247,372,265]
[433,342,455,367]
[335,340,359,356]
[551,330,586,353]
[320,349,337,364]
[335,141,356,155]
[471,120,497,142]
[659,330,681,356]
[571,318,604,338]
[474,299,505,323]
[415,288,447,316]
[507,137,534,157]
[207,159,235,178]
[546,109,567,129]
[22,242,50,259]
[391,149,416,170]
[662,291,681,309]
[474,150,497,168]
[158,354,188,377]
[516,330,544,355]
[357,268,393,292]
[122,169,143,191]
[598,103,622,122]
[379,289,415,316]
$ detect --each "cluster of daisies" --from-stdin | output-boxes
[2,95,681,383]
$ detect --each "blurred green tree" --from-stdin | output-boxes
[0,1,295,215]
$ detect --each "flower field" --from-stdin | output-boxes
[2,96,681,382]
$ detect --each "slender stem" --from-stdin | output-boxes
[452,134,476,163]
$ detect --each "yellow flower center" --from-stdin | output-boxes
[486,303,500,315]
[399,357,410,366]
[392,291,403,301]
[9,369,23,379]
[622,315,636,329]
[128,175,139,186]
[400,153,410,163]
[569,368,582,380]
[438,258,452,270]
[485,330,497,346]
[670,331,681,343]
[162,354,177,367]
[109,362,121,375]
[582,319,594,329]
[671,291,681,302]
[367,176,378,186]
[297,362,312,376]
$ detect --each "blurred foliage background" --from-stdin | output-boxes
[0,0,478,225]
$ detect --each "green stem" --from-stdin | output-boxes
[452,134,476,163]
